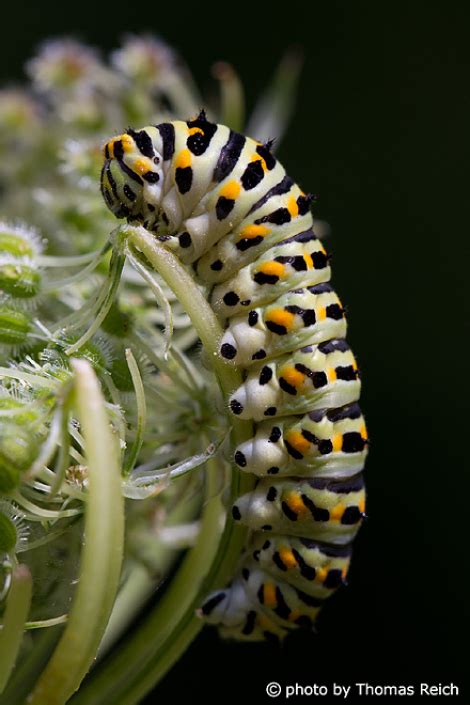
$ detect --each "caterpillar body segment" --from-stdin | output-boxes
[200,540,350,641]
[100,112,368,642]
[219,282,347,366]
[250,534,352,598]
[231,474,365,543]
[178,152,286,264]
[195,183,312,285]
[233,402,368,479]
[201,534,353,641]
[200,579,291,642]
[228,340,361,422]
[200,568,324,638]
[210,232,331,320]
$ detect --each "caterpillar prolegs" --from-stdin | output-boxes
[100,112,368,642]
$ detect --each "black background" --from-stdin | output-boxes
[2,1,469,703]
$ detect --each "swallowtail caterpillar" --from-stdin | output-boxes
[100,111,368,641]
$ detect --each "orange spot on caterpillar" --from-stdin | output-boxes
[265,308,296,330]
[279,547,298,569]
[303,253,314,269]
[134,157,154,174]
[330,504,344,521]
[332,434,343,452]
[175,149,192,170]
[120,134,134,153]
[263,582,277,607]
[285,491,308,516]
[327,368,337,383]
[219,180,241,200]
[287,196,299,217]
[240,224,271,239]
[288,609,301,622]
[104,139,116,158]
[282,366,305,389]
[258,261,285,278]
[284,430,310,454]
[251,153,267,170]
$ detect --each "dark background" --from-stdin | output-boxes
[3,1,469,702]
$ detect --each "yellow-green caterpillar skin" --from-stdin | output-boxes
[250,534,352,599]
[219,282,347,366]
[234,402,367,478]
[211,233,331,320]
[101,112,368,642]
[232,474,365,542]
[228,339,361,422]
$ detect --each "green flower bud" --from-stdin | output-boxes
[0,306,32,346]
[0,464,20,493]
[0,502,29,553]
[0,424,39,491]
[0,511,17,552]
[109,355,134,392]
[0,259,41,298]
[78,339,111,371]
[0,397,41,425]
[101,304,133,338]
[41,334,112,376]
[0,223,42,258]
[0,233,35,258]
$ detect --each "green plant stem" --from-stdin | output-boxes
[122,348,147,476]
[0,368,59,389]
[0,564,32,694]
[212,61,245,132]
[25,616,68,629]
[247,47,304,146]
[65,251,125,355]
[96,562,155,656]
[28,360,125,705]
[0,626,62,705]
[98,487,200,659]
[69,225,255,705]
[127,226,237,388]
[49,402,71,497]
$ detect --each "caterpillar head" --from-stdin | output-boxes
[100,129,164,229]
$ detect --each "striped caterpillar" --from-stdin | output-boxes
[100,111,368,642]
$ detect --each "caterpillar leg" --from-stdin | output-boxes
[199,579,289,642]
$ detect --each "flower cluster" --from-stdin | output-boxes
[0,35,302,702]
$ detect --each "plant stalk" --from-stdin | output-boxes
[69,226,255,704]
[27,360,125,705]
[0,564,33,694]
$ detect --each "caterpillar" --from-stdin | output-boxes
[100,111,368,642]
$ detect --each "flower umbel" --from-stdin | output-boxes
[0,35,302,705]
